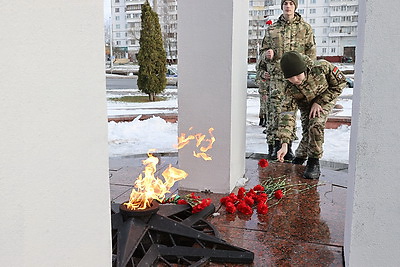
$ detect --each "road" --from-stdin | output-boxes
[106,77,137,89]
[106,77,177,90]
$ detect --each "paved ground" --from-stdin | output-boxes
[109,153,347,266]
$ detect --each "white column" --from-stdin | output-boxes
[0,2,111,266]
[345,0,400,265]
[177,0,248,193]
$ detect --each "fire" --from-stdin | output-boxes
[125,128,215,211]
[124,153,188,210]
[177,128,215,160]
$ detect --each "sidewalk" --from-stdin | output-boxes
[109,153,347,266]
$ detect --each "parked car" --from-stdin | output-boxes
[166,66,178,86]
[247,71,258,88]
[345,76,354,88]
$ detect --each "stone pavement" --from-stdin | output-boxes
[109,153,347,266]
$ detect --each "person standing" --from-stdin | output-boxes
[276,51,347,179]
[258,0,316,161]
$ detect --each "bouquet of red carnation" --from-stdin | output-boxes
[163,192,212,214]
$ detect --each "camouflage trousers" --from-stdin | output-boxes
[266,79,297,145]
[295,100,336,159]
[258,83,269,119]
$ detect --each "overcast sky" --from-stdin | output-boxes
[104,0,111,19]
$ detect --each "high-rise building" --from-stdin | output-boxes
[249,0,358,62]
[110,0,177,62]
[110,0,358,63]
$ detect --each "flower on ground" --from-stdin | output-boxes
[274,189,284,200]
[257,203,268,215]
[258,158,269,168]
[163,193,212,213]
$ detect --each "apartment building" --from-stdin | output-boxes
[110,0,358,63]
[110,0,177,62]
[249,0,358,62]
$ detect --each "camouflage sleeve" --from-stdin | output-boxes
[304,24,317,60]
[256,53,268,72]
[314,62,347,107]
[277,88,297,144]
[260,29,273,53]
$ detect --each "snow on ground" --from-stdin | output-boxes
[108,86,352,164]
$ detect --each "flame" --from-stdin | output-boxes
[124,153,188,210]
[176,128,215,160]
[125,128,215,211]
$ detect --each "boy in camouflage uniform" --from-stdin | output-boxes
[276,51,347,179]
[258,0,316,161]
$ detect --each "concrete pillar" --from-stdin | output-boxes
[0,2,111,266]
[177,0,248,193]
[345,0,400,265]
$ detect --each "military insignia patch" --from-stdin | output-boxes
[333,66,339,75]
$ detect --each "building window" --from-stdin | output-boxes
[323,28,328,34]
[115,0,119,2]
[331,48,336,53]
[116,41,121,45]
[324,18,328,23]
[298,9,304,15]
[310,0,316,4]
[299,0,305,4]
[322,38,327,44]
[116,24,120,29]
[309,18,315,24]
[116,33,121,38]
[310,8,316,14]
[115,16,120,21]
[115,8,119,13]
[324,7,328,13]
[322,47,327,53]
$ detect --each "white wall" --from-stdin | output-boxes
[177,0,248,193]
[345,0,400,265]
[0,2,111,266]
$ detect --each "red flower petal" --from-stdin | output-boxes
[258,159,269,168]
[274,189,284,200]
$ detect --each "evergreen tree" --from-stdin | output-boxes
[137,0,167,101]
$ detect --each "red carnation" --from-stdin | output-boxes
[274,189,284,200]
[258,159,269,168]
[225,202,237,213]
[257,203,269,214]
[237,201,253,215]
[266,20,272,25]
[253,184,265,191]
[228,193,239,203]
[237,187,246,199]
[220,196,232,205]
[244,196,255,206]
[177,199,188,205]
[254,193,268,204]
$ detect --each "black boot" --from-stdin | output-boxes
[261,116,267,127]
[283,142,295,162]
[259,116,265,126]
[270,140,281,160]
[292,157,306,165]
[303,158,321,179]
[267,144,274,159]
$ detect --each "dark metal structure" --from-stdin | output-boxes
[111,201,254,266]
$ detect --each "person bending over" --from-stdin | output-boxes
[276,51,347,179]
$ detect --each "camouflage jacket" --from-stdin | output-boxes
[278,56,347,144]
[258,13,316,78]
